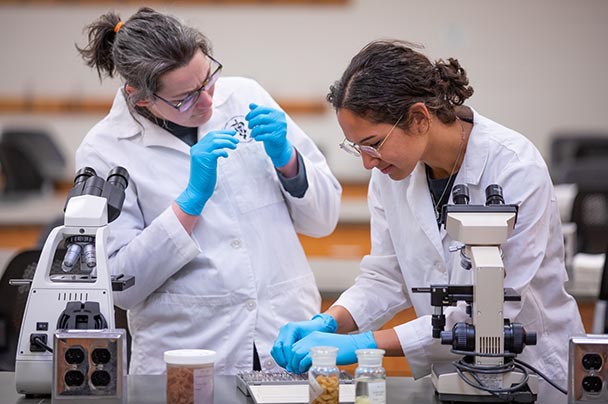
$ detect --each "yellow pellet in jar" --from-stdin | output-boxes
[308,347,340,404]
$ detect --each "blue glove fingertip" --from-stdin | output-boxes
[288,347,304,375]
[244,105,258,123]
[297,354,312,374]
[270,344,286,368]
[311,313,338,333]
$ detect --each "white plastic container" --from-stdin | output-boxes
[164,349,216,404]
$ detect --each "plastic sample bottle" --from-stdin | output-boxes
[354,349,386,404]
[164,349,216,404]
[308,346,340,404]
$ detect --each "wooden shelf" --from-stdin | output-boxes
[0,96,327,116]
[0,225,43,249]
[340,181,368,198]
[299,223,369,258]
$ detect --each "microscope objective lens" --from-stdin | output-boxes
[62,244,82,272]
[82,243,97,270]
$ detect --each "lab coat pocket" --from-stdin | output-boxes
[220,142,284,214]
[129,291,233,375]
[266,273,321,323]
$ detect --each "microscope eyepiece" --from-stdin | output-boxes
[65,166,129,223]
[485,184,505,205]
[82,175,105,197]
[73,167,97,185]
[106,166,129,190]
[452,184,470,205]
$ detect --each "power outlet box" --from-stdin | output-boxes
[52,329,127,403]
[569,334,608,403]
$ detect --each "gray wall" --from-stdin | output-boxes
[1,0,607,182]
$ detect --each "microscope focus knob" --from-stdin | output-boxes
[504,323,537,354]
[441,322,475,351]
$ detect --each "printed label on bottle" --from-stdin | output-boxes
[193,366,214,404]
[308,372,323,402]
[367,381,386,404]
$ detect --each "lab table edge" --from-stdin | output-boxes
[0,372,568,404]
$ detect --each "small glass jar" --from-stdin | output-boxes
[308,346,340,404]
[354,349,386,404]
[164,349,215,404]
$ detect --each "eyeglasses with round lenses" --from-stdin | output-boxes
[339,114,404,158]
[153,54,223,113]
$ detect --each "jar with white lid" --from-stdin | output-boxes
[354,348,386,404]
[164,349,215,404]
[308,346,340,404]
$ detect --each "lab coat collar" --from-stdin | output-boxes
[108,89,182,151]
[109,89,141,140]
[406,108,490,259]
[457,108,489,187]
[110,78,235,150]
[407,162,445,259]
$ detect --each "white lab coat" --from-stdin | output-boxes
[333,110,584,380]
[75,77,342,375]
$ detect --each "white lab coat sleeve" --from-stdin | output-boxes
[332,178,410,331]
[247,79,341,237]
[75,145,200,309]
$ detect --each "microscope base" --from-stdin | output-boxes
[431,362,538,403]
[15,359,53,395]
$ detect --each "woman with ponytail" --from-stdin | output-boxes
[75,7,341,375]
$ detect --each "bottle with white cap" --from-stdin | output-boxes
[164,349,216,404]
[308,346,340,404]
[354,348,386,404]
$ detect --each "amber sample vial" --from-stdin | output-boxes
[164,349,215,404]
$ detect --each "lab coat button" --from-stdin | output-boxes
[264,359,274,369]
[231,239,242,249]
[246,300,256,311]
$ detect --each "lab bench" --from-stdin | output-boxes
[0,371,568,404]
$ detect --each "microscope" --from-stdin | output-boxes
[12,167,134,396]
[414,184,539,403]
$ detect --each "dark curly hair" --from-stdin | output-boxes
[327,40,474,129]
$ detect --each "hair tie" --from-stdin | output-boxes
[114,21,124,33]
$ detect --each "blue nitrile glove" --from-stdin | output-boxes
[175,129,239,215]
[245,103,294,168]
[271,313,337,371]
[289,330,377,374]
